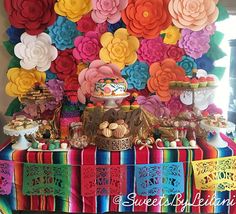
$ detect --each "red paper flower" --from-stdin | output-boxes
[4,0,57,35]
[165,45,185,62]
[122,0,172,39]
[76,13,97,33]
[64,74,79,103]
[50,49,77,81]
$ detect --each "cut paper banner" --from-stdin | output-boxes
[23,163,71,196]
[0,160,13,195]
[81,165,127,196]
[135,162,184,196]
[192,156,236,191]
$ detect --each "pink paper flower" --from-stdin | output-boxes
[166,96,186,117]
[95,22,108,37]
[77,60,122,103]
[165,45,185,62]
[73,31,101,63]
[76,13,97,33]
[137,37,168,65]
[91,0,128,24]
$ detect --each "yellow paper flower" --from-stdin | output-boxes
[99,28,139,69]
[161,25,181,45]
[54,0,92,22]
[5,67,46,97]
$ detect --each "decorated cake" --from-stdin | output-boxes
[94,78,127,96]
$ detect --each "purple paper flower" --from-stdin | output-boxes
[196,55,214,72]
[46,79,64,103]
[202,24,216,36]
[138,37,168,65]
[179,29,210,59]
[137,95,170,118]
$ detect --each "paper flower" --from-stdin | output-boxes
[46,70,57,81]
[165,45,185,62]
[166,96,186,117]
[203,24,216,36]
[168,0,219,31]
[23,103,46,118]
[54,0,92,22]
[177,56,197,76]
[14,32,58,71]
[108,19,126,33]
[121,61,149,90]
[64,74,80,103]
[99,28,139,69]
[76,13,97,33]
[50,49,77,80]
[5,67,46,97]
[178,29,210,59]
[73,32,101,63]
[137,95,170,118]
[122,0,172,39]
[77,60,122,103]
[196,55,214,72]
[4,0,57,35]
[46,79,64,103]
[161,25,181,45]
[137,37,168,65]
[48,16,81,50]
[95,22,108,37]
[91,0,128,24]
[147,58,185,102]
[6,26,24,44]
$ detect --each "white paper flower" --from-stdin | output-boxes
[14,32,58,71]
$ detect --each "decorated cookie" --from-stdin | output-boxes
[116,119,125,125]
[99,121,109,129]
[113,126,126,139]
[102,128,113,138]
[109,123,119,130]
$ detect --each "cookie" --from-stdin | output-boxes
[113,126,126,139]
[109,123,118,130]
[102,128,113,138]
[116,119,125,125]
[99,121,109,130]
[123,123,129,129]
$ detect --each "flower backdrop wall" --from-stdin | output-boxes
[2,0,229,117]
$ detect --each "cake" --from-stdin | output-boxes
[94,78,127,96]
[7,115,35,130]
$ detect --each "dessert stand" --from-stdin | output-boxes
[3,123,39,150]
[92,92,130,109]
[200,120,235,148]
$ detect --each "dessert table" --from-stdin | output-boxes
[1,135,236,214]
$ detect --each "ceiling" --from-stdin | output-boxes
[221,0,236,14]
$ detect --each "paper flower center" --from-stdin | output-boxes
[143,11,149,18]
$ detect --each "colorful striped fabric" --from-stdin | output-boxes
[0,136,236,213]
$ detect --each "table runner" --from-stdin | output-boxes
[0,136,236,213]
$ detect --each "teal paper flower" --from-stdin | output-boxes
[177,55,197,76]
[121,61,149,90]
[48,16,81,50]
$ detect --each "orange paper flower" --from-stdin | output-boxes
[122,0,172,39]
[147,58,185,102]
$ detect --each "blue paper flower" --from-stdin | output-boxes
[121,61,150,90]
[108,19,126,33]
[196,55,214,72]
[6,26,24,44]
[48,16,82,50]
[177,55,197,76]
[46,70,57,81]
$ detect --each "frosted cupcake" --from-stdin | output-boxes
[190,78,199,89]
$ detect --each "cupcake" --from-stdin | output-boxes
[198,77,207,87]
[190,78,199,89]
[86,103,95,112]
[182,76,190,88]
[169,80,176,88]
[131,101,140,110]
[96,102,104,111]
[206,76,215,86]
[121,100,130,111]
[176,76,183,87]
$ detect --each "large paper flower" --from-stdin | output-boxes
[46,79,64,103]
[121,61,149,90]
[108,19,126,33]
[91,0,128,24]
[179,29,210,59]
[73,32,101,63]
[177,56,197,76]
[14,33,58,71]
[76,13,97,33]
[137,95,170,118]
[99,28,139,69]
[4,0,57,35]
[6,26,24,44]
[54,0,92,22]
[196,55,214,72]
[165,45,185,62]
[64,74,80,103]
[50,49,78,80]
[147,58,185,102]
[137,37,168,65]
[166,96,186,117]
[122,0,172,39]
[5,67,46,97]
[48,16,81,50]
[161,25,181,45]
[77,60,122,103]
[168,0,219,31]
